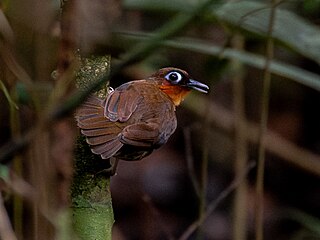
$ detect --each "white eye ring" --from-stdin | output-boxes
[165,71,183,83]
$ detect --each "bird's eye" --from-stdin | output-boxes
[165,71,183,83]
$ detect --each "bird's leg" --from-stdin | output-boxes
[96,157,119,177]
[109,157,119,176]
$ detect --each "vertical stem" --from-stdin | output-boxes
[199,132,209,216]
[197,101,210,239]
[255,1,277,240]
[197,75,215,238]
[231,34,248,240]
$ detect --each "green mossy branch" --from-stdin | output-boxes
[71,55,113,240]
[72,136,114,240]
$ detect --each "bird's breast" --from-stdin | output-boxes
[159,85,191,106]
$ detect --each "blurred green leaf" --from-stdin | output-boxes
[123,0,190,12]
[123,0,221,13]
[287,209,320,236]
[124,0,320,64]
[15,82,30,105]
[116,32,320,91]
[303,0,320,14]
[0,164,10,181]
[215,1,320,64]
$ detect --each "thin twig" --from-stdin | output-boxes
[236,0,285,30]
[231,34,248,240]
[255,1,277,240]
[183,125,200,197]
[178,162,255,240]
[196,62,218,238]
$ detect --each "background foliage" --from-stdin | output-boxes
[0,0,320,239]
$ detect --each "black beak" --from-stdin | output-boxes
[186,79,209,93]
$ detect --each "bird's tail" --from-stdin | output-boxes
[75,95,123,159]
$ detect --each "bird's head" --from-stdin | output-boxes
[150,67,209,106]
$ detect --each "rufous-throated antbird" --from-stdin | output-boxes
[76,67,209,175]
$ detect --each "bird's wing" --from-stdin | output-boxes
[75,95,123,159]
[104,82,143,122]
[120,120,161,147]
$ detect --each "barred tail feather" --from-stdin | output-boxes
[86,133,120,146]
[75,95,123,159]
[91,139,123,159]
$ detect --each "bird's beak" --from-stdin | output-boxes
[186,79,209,93]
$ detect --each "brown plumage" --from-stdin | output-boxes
[76,67,209,175]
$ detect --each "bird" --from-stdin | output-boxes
[75,67,209,175]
